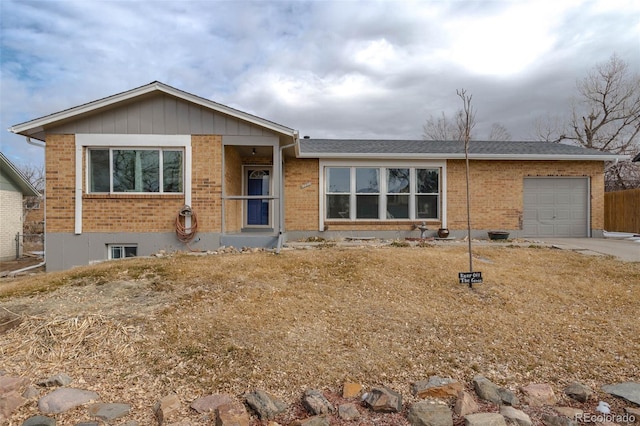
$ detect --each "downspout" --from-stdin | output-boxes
[276,133,299,254]
[10,137,46,275]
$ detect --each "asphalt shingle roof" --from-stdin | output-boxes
[298,139,615,158]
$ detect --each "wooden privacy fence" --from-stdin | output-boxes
[604,189,640,233]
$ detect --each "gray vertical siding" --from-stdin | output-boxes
[49,93,273,137]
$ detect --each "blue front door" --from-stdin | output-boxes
[247,169,270,226]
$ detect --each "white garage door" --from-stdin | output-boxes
[523,178,589,237]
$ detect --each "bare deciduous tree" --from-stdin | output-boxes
[536,54,640,190]
[422,110,470,140]
[17,162,44,226]
[488,123,511,141]
[423,108,509,141]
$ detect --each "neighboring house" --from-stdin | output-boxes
[0,152,40,261]
[9,82,625,271]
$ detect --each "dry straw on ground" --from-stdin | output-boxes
[1,244,639,424]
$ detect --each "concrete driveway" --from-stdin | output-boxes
[537,237,640,262]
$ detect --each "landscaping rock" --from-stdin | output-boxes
[338,403,360,421]
[465,412,507,426]
[1,391,26,422]
[87,402,131,420]
[153,393,181,424]
[22,415,56,426]
[290,415,330,426]
[602,382,640,405]
[342,382,362,398]
[38,388,99,414]
[455,391,480,416]
[216,401,250,426]
[412,376,463,399]
[520,383,556,406]
[542,414,577,426]
[0,375,29,393]
[500,405,532,426]
[554,406,583,419]
[37,373,72,388]
[564,382,592,403]
[190,394,234,414]
[245,389,287,420]
[473,376,518,406]
[362,386,402,412]
[407,400,453,426]
[302,389,334,415]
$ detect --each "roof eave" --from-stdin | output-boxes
[9,81,297,139]
[297,152,628,161]
[0,153,40,196]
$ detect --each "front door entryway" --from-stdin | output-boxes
[245,168,271,227]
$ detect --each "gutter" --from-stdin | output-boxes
[276,132,300,254]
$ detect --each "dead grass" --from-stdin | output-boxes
[1,244,639,424]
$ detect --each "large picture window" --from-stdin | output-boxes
[88,148,183,193]
[325,166,441,221]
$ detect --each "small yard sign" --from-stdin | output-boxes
[459,271,483,286]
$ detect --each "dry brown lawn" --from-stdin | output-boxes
[1,243,639,424]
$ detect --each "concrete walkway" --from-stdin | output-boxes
[537,237,640,262]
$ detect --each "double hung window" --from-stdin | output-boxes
[325,166,441,220]
[88,148,183,193]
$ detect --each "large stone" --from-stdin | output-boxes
[564,382,592,403]
[87,402,131,420]
[290,416,330,426]
[455,391,480,416]
[554,407,583,419]
[342,382,363,398]
[520,384,557,407]
[338,403,360,421]
[216,401,250,426]
[412,376,464,399]
[245,389,287,420]
[22,416,56,426]
[602,382,640,405]
[407,401,453,426]
[38,388,99,414]
[465,412,508,426]
[0,375,29,393]
[302,389,334,415]
[542,414,577,426]
[473,376,518,406]
[0,391,27,422]
[362,386,402,413]
[500,406,532,426]
[153,393,181,424]
[37,373,72,388]
[190,394,234,414]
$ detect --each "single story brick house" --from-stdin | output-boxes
[0,152,40,261]
[9,82,624,271]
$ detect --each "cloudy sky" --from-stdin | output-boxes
[1,0,639,168]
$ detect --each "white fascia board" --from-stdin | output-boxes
[298,152,627,161]
[10,82,297,139]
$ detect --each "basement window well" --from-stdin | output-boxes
[108,244,137,259]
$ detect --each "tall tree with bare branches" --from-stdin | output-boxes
[535,54,640,190]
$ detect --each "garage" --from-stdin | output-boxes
[522,177,589,237]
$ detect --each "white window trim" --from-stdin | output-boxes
[319,160,447,231]
[107,244,138,260]
[88,147,184,194]
[76,134,191,235]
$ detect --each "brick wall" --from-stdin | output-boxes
[192,135,222,232]
[446,160,604,230]
[45,134,76,233]
[0,190,23,260]
[284,158,319,231]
